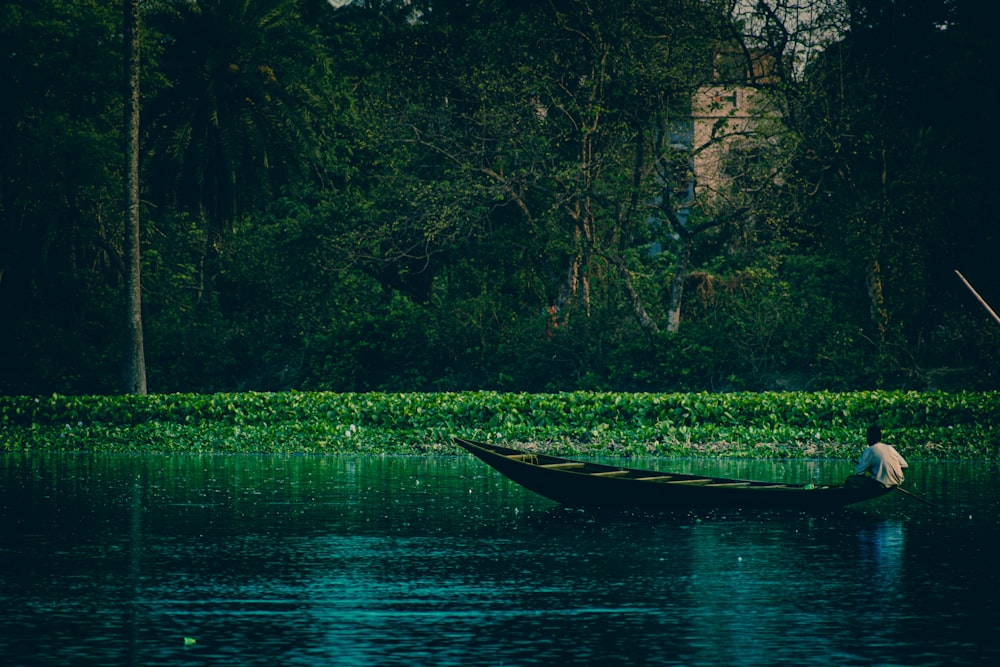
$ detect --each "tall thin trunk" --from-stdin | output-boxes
[611,255,659,335]
[868,144,890,342]
[867,257,888,340]
[666,235,692,333]
[122,0,147,394]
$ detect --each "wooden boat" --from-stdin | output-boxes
[455,437,894,511]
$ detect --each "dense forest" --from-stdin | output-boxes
[1,0,997,396]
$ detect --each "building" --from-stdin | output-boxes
[691,47,780,198]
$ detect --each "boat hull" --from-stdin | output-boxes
[455,437,892,511]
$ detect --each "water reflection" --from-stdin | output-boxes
[1,453,998,666]
[856,517,904,594]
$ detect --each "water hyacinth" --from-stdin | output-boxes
[0,390,997,459]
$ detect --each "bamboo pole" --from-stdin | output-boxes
[895,485,937,508]
[955,269,1000,326]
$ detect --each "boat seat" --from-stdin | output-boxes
[589,470,631,477]
[540,462,587,470]
[664,478,714,485]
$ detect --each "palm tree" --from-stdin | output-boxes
[143,0,335,299]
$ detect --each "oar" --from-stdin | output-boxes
[894,485,937,508]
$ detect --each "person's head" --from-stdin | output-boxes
[866,425,882,446]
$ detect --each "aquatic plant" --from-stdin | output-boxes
[1,391,996,459]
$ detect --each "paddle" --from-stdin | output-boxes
[894,485,937,508]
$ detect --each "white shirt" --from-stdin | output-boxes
[855,442,908,487]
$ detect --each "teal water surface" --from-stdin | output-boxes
[1,453,998,666]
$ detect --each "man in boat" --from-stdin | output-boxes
[852,425,909,488]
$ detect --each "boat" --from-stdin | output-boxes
[454,437,894,511]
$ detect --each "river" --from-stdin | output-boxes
[1,452,998,666]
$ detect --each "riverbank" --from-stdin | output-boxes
[2,390,997,459]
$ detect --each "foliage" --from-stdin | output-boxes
[1,1,998,396]
[2,390,996,460]
[782,0,1000,385]
[0,0,128,394]
[142,0,337,233]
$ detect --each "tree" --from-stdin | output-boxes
[784,0,1000,385]
[142,0,336,302]
[122,0,147,394]
[0,0,126,393]
[330,0,728,332]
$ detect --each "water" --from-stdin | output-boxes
[1,452,998,666]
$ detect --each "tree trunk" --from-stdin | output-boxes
[121,0,147,394]
[666,236,692,333]
[867,257,888,341]
[868,145,890,343]
[611,255,659,335]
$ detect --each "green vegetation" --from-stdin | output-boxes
[2,391,996,460]
[2,1,998,396]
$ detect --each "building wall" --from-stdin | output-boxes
[691,84,771,197]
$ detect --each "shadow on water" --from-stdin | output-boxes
[1,452,998,666]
